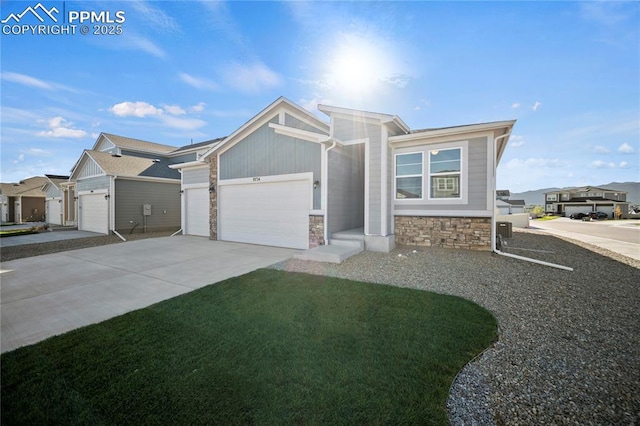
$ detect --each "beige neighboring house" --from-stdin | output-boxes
[0,176,48,223]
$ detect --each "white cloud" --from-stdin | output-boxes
[300,97,327,112]
[589,160,616,169]
[618,142,635,153]
[593,145,610,153]
[13,154,25,164]
[179,72,218,91]
[37,116,87,138]
[511,102,520,109]
[532,101,542,112]
[131,1,180,32]
[162,104,186,116]
[505,158,563,168]
[125,34,167,58]
[110,101,163,117]
[221,61,283,94]
[159,115,207,130]
[190,102,206,113]
[619,161,629,168]
[509,135,525,147]
[26,148,52,156]
[1,72,53,90]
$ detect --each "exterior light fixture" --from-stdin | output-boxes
[313,180,320,189]
[209,185,216,193]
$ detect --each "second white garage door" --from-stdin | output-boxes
[46,199,63,225]
[79,193,108,234]
[185,187,210,237]
[219,178,310,249]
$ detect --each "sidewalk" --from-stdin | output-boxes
[531,220,640,262]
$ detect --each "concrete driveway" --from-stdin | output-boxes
[0,236,296,353]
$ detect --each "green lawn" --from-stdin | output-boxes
[1,269,497,425]
[535,215,561,221]
[0,228,39,237]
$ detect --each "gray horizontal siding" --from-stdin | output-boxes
[393,136,489,213]
[220,120,322,209]
[77,175,110,192]
[114,179,180,233]
[183,167,209,185]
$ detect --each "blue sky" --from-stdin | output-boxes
[1,0,638,192]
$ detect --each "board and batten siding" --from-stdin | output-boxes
[284,113,326,135]
[169,153,197,165]
[77,158,104,179]
[393,136,489,213]
[327,144,365,235]
[219,120,322,209]
[183,167,209,185]
[44,185,62,198]
[76,175,110,192]
[114,179,180,233]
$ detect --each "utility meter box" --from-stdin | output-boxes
[143,204,152,216]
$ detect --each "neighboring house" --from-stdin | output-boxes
[0,176,47,223]
[544,186,629,218]
[496,199,526,215]
[42,174,70,225]
[496,189,511,201]
[173,97,515,252]
[69,133,216,235]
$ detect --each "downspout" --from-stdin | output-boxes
[323,138,338,244]
[491,132,573,271]
[110,176,126,241]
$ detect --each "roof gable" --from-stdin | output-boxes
[202,96,329,159]
[96,133,177,155]
[75,150,180,180]
[318,104,410,135]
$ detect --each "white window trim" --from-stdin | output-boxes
[428,146,462,201]
[394,151,424,201]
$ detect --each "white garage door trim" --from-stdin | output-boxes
[79,192,108,234]
[184,186,210,237]
[219,173,312,249]
[46,198,63,225]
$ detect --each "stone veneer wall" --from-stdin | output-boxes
[309,215,325,247]
[394,216,492,251]
[209,156,217,240]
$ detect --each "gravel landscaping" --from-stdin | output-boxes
[272,230,639,425]
[2,230,638,424]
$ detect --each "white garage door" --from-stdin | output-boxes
[46,199,63,225]
[185,187,210,237]
[219,179,310,249]
[79,193,108,234]
[565,205,591,216]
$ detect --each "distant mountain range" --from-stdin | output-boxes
[509,182,640,206]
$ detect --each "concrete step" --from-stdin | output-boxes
[293,239,364,264]
[330,229,365,241]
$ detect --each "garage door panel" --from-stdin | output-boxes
[79,194,108,234]
[219,179,310,249]
[185,187,209,237]
[46,199,62,225]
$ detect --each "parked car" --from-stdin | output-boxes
[569,212,589,220]
[589,211,608,220]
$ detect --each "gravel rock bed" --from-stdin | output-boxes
[0,231,175,262]
[272,231,639,425]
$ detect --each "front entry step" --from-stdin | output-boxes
[293,239,364,264]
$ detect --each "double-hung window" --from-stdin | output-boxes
[429,148,461,199]
[395,152,423,199]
